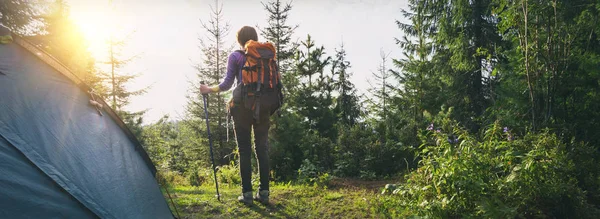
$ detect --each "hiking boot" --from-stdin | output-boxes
[254,190,269,205]
[237,192,253,205]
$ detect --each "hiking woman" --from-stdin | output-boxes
[200,26,281,205]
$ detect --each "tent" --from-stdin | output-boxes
[0,26,174,218]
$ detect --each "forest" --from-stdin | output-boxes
[2,0,600,218]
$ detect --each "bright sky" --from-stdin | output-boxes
[67,0,408,123]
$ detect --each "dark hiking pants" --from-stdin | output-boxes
[231,105,271,193]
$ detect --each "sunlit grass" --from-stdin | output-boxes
[161,182,394,218]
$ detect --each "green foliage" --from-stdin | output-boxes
[491,0,600,145]
[184,164,244,188]
[186,0,236,168]
[269,110,305,180]
[300,131,335,172]
[260,0,298,73]
[296,159,332,187]
[217,161,242,186]
[389,109,600,218]
[297,159,319,184]
[141,115,211,181]
[0,0,41,35]
[331,42,361,126]
[334,124,369,177]
[158,169,190,187]
[185,168,207,187]
[292,35,336,139]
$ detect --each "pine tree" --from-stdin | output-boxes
[366,49,398,144]
[103,37,140,110]
[280,35,336,173]
[331,41,360,126]
[427,0,501,131]
[390,0,439,144]
[294,34,332,130]
[259,0,305,180]
[186,0,235,167]
[260,0,300,117]
[367,49,393,122]
[260,0,298,74]
[99,3,148,139]
[0,0,40,34]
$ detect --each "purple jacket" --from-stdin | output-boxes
[218,51,245,91]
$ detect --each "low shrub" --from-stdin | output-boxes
[157,169,189,187]
[390,110,600,218]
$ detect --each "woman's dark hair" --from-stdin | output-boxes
[236,26,258,47]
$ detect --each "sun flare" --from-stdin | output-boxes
[69,7,120,60]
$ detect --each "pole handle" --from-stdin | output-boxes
[200,81,209,106]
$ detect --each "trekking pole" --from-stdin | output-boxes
[201,81,221,201]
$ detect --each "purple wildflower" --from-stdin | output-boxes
[503,127,509,133]
[447,136,459,144]
[436,129,441,133]
[427,123,434,131]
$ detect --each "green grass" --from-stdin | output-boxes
[161,182,397,219]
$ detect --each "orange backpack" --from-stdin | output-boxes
[230,40,283,122]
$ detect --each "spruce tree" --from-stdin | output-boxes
[390,0,439,144]
[186,0,235,167]
[260,0,300,117]
[331,41,360,126]
[98,3,148,139]
[260,0,309,180]
[367,49,392,122]
[0,0,39,34]
[366,49,398,144]
[294,34,331,130]
[260,0,298,73]
[427,0,501,131]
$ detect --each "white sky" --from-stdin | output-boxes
[67,0,408,123]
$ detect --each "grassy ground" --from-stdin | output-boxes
[161,178,402,219]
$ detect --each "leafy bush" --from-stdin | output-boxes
[157,169,189,187]
[301,131,335,173]
[185,168,207,187]
[217,161,242,185]
[334,124,372,177]
[184,162,243,188]
[269,111,307,181]
[334,123,412,179]
[298,159,320,184]
[390,110,600,218]
[297,159,332,187]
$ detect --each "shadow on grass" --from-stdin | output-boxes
[163,185,303,219]
[247,201,294,219]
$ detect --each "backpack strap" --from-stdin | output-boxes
[254,58,263,123]
[234,50,246,85]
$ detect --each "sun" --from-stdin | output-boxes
[68,5,120,60]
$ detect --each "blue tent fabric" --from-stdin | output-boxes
[0,136,99,218]
[0,33,173,218]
